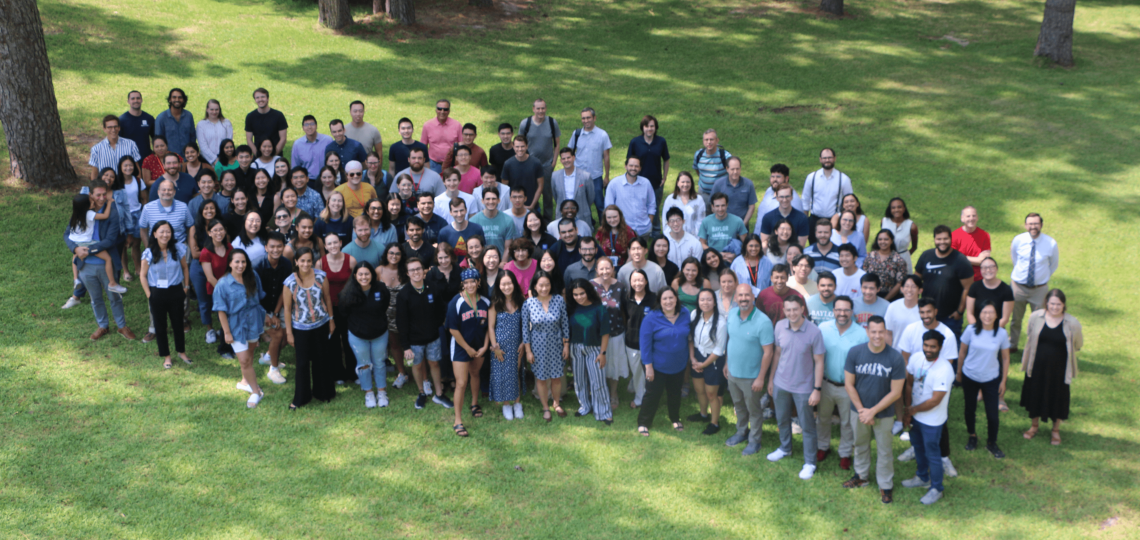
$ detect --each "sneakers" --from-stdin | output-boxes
[236,381,252,393]
[839,457,852,470]
[965,435,979,451]
[107,284,128,294]
[898,447,915,462]
[141,332,156,344]
[503,405,515,420]
[62,296,82,309]
[901,476,931,489]
[900,431,911,442]
[267,367,286,385]
[423,381,433,395]
[799,464,817,480]
[702,423,721,436]
[686,412,710,422]
[393,373,409,389]
[986,443,1006,459]
[259,352,272,365]
[205,329,218,344]
[220,352,235,360]
[920,488,944,505]
[376,391,389,408]
[842,475,870,489]
[762,407,775,420]
[942,457,959,478]
[742,442,761,456]
[365,392,377,409]
[513,402,524,419]
[767,448,790,462]
[726,430,750,447]
[680,385,690,398]
[415,393,428,410]
[433,394,455,408]
[892,420,904,436]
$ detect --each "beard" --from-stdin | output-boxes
[822,162,834,171]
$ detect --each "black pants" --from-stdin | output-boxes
[149,287,186,357]
[638,369,684,428]
[292,323,335,407]
[331,306,357,382]
[962,374,1001,444]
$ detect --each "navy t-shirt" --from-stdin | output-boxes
[626,135,671,187]
[759,207,812,239]
[388,141,429,175]
[119,111,156,159]
[149,173,200,204]
[501,156,545,207]
[445,294,490,361]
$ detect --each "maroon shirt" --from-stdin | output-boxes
[756,286,803,323]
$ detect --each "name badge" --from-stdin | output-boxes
[157,278,169,289]
[427,294,434,303]
[609,256,620,267]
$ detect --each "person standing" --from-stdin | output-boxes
[621,270,656,408]
[767,295,826,480]
[519,99,561,221]
[756,264,803,323]
[758,184,810,248]
[852,274,891,328]
[1008,213,1059,352]
[421,99,462,174]
[617,237,668,294]
[566,278,612,424]
[438,198,485,259]
[699,193,748,263]
[140,221,192,369]
[724,284,775,454]
[604,157,655,237]
[862,229,908,301]
[388,118,429,177]
[816,296,868,470]
[566,107,612,218]
[637,288,690,435]
[693,129,732,204]
[196,99,232,165]
[881,198,919,272]
[501,136,545,214]
[896,298,959,477]
[339,261,389,408]
[290,115,334,181]
[843,316,906,503]
[253,233,290,381]
[712,157,757,228]
[687,289,727,434]
[120,90,155,160]
[755,164,805,220]
[966,258,1014,332]
[804,219,841,273]
[661,172,705,237]
[155,88,195,158]
[950,206,991,282]
[900,331,954,505]
[957,301,1010,457]
[442,124,489,171]
[88,115,141,180]
[398,257,454,410]
[1020,289,1081,446]
[446,269,490,437]
[489,272,526,420]
[283,248,335,409]
[345,100,384,161]
[806,271,838,325]
[334,161,377,218]
[213,250,268,408]
[802,148,853,225]
[626,115,670,235]
[523,271,571,422]
[915,225,973,340]
[244,88,288,156]
[550,148,595,227]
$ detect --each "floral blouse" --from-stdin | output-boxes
[862,250,908,294]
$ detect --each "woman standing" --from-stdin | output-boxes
[862,229,909,300]
[489,272,525,420]
[447,269,491,437]
[140,136,181,186]
[196,99,232,165]
[690,289,728,435]
[223,188,251,240]
[183,143,213,182]
[504,237,538,294]
[536,249,563,299]
[114,156,147,281]
[717,269,739,314]
[788,255,818,298]
[637,288,691,435]
[213,249,268,408]
[622,270,656,409]
[673,257,711,313]
[429,242,462,384]
[882,197,918,272]
[249,169,278,224]
[140,221,192,369]
[831,210,867,263]
[1020,290,1082,446]
[189,202,222,338]
[592,258,629,409]
[480,246,506,299]
[957,301,1010,458]
[524,213,557,255]
[214,139,238,174]
[461,235,485,273]
[651,237,680,286]
[324,151,346,186]
[596,205,636,267]
[455,146,482,193]
[566,278,612,423]
[195,219,231,345]
[318,166,339,206]
[701,248,725,292]
[966,257,1015,329]
[320,234,358,385]
[661,172,704,236]
[765,220,795,265]
[252,138,280,172]
[284,247,336,409]
[232,212,267,267]
[831,194,870,245]
[341,261,390,409]
[523,270,570,422]
[285,215,324,261]
[379,243,411,389]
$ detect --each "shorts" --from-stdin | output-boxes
[232,339,254,353]
[695,350,728,394]
[126,208,142,238]
[408,339,441,366]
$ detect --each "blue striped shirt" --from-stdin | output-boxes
[693,147,732,194]
[88,138,141,172]
[142,242,188,288]
[139,200,193,243]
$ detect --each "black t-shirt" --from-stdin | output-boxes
[119,111,155,159]
[255,257,294,313]
[488,144,515,177]
[501,156,545,206]
[968,280,1014,323]
[388,141,428,174]
[915,249,973,318]
[401,241,435,267]
[244,108,289,152]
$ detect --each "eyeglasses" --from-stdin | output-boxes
[436,107,450,112]
[366,161,380,166]
[276,215,289,220]
[408,267,424,273]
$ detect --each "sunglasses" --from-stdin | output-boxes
[348,172,362,177]
[436,107,450,112]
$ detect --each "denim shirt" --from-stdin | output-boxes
[212,272,267,343]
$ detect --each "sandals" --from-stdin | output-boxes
[288,403,298,411]
[998,400,1010,412]
[673,422,684,432]
[543,410,552,423]
[181,355,193,366]
[454,423,469,437]
[638,426,649,437]
[470,405,483,418]
[629,401,639,409]
[1051,430,1061,446]
[163,359,173,369]
[1023,427,1039,440]
[247,391,264,409]
[554,406,567,418]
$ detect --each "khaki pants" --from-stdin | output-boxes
[816,382,853,456]
[726,375,763,447]
[1010,282,1048,347]
[852,415,895,489]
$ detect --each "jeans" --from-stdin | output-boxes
[429,160,443,174]
[149,287,186,356]
[292,323,335,407]
[78,262,127,329]
[651,184,664,236]
[348,330,390,392]
[188,260,213,326]
[910,420,945,492]
[775,387,818,465]
[962,374,1001,444]
[591,176,605,221]
[637,368,684,428]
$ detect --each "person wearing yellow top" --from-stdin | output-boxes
[334,160,377,218]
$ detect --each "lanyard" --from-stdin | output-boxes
[347,184,368,210]
[747,260,759,285]
[411,171,424,192]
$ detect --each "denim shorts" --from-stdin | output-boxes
[408,338,441,366]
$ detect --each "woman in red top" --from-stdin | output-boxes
[596,205,636,267]
[321,232,357,384]
[199,218,233,344]
[139,136,182,186]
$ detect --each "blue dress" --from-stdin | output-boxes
[522,295,569,381]
[212,272,266,344]
[490,309,522,402]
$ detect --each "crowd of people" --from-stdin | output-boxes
[63,88,1082,506]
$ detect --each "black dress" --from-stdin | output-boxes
[1020,322,1070,422]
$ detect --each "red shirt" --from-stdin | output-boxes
[140,153,182,184]
[756,286,803,323]
[198,244,232,294]
[951,227,991,281]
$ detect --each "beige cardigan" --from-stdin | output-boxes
[1021,310,1083,385]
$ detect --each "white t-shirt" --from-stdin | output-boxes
[897,321,958,363]
[122,177,143,213]
[434,191,476,224]
[960,325,1010,383]
[833,268,866,299]
[252,156,281,172]
[885,299,920,348]
[69,210,97,243]
[907,356,954,426]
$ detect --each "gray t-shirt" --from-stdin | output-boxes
[844,343,907,418]
[344,122,382,153]
[852,296,890,328]
[519,116,561,164]
[960,325,1010,383]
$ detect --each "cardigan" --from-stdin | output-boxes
[1021,310,1083,384]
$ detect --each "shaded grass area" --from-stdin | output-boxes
[3,0,1140,537]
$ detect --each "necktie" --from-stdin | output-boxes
[1026,240,1036,287]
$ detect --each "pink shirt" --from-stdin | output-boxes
[421,118,463,163]
[505,260,538,294]
[458,166,482,194]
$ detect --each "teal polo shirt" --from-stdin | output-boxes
[726,306,775,379]
[818,320,868,384]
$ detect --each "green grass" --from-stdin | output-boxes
[3,0,1140,537]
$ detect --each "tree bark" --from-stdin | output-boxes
[1035,0,1076,66]
[373,0,383,15]
[469,0,493,8]
[0,0,78,188]
[389,0,415,25]
[820,0,843,16]
[318,0,353,29]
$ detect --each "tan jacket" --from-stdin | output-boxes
[1021,310,1083,385]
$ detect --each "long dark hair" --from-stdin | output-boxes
[340,260,377,308]
[656,287,681,316]
[768,219,794,257]
[700,247,724,277]
[491,270,524,313]
[884,197,910,220]
[530,269,556,297]
[147,221,176,261]
[228,249,258,298]
[974,300,1000,337]
[69,194,91,233]
[237,211,266,248]
[204,218,229,247]
[566,278,602,315]
[382,242,408,284]
[217,138,236,166]
[676,257,704,288]
[195,200,222,247]
[114,155,140,192]
[291,247,318,279]
[690,288,720,343]
[369,198,394,232]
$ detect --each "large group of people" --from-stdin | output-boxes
[63,88,1081,506]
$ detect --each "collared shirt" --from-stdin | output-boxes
[421,118,463,163]
[626,135,671,187]
[604,175,656,236]
[562,260,598,284]
[142,242,188,288]
[545,219,591,239]
[711,176,758,221]
[255,256,293,312]
[725,306,775,379]
[804,243,841,273]
[802,168,853,218]
[819,320,869,384]
[433,191,476,224]
[325,137,369,169]
[154,109,197,157]
[773,318,825,394]
[1010,232,1059,286]
[149,173,199,204]
[139,199,193,242]
[291,133,334,179]
[755,186,805,220]
[89,138,141,172]
[757,206,812,239]
[187,192,231,220]
[666,232,704,268]
[693,146,733,194]
[691,310,728,357]
[212,272,267,344]
[568,126,613,179]
[295,188,325,219]
[195,118,233,164]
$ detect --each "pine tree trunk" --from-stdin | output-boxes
[389,0,415,25]
[1035,0,1076,66]
[469,0,493,8]
[318,0,353,29]
[820,0,844,16]
[373,0,383,15]
[0,0,78,188]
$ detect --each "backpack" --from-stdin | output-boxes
[522,116,559,143]
[693,146,729,172]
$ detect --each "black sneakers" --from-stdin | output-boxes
[415,393,428,409]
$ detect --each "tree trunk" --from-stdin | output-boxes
[373,0,383,15]
[469,0,493,8]
[0,0,78,188]
[318,0,353,29]
[389,0,415,25]
[820,0,843,16]
[1035,0,1076,66]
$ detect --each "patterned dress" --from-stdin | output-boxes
[490,308,522,402]
[593,280,630,379]
[862,250,909,297]
[522,295,569,380]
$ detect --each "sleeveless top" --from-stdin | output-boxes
[677,285,700,313]
[321,254,351,306]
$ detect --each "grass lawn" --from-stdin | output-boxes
[3,0,1140,537]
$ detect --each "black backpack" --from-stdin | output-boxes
[692,146,729,172]
[523,116,559,144]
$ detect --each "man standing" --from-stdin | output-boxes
[65,180,136,341]
[843,316,906,503]
[253,232,290,385]
[626,115,670,235]
[345,100,384,162]
[767,295,826,481]
[804,219,841,272]
[802,148,853,225]
[154,88,195,158]
[231,145,257,192]
[187,170,229,218]
[604,156,655,236]
[289,167,325,218]
[617,238,668,294]
[470,168,512,214]
[756,164,804,219]
[434,169,476,225]
[438,199,485,260]
[326,119,369,168]
[506,186,530,238]
[388,118,428,177]
[693,129,732,204]
[900,331,954,505]
[244,88,288,156]
[421,99,462,173]
[951,206,991,282]
[443,124,489,170]
[470,190,519,253]
[550,148,594,227]
[853,274,890,328]
[1008,213,1059,351]
[562,236,600,284]
[698,193,748,263]
[724,284,775,456]
[520,99,561,220]
[342,216,385,266]
[897,298,960,478]
[398,257,455,409]
[816,296,868,471]
[501,136,545,213]
[915,225,973,340]
[712,157,757,227]
[488,123,515,178]
[149,153,198,204]
[757,184,810,247]
[398,148,445,196]
[334,161,377,218]
[807,271,838,324]
[833,245,866,299]
[756,264,803,323]
[546,200,591,238]
[664,207,703,268]
[119,90,155,160]
[567,107,612,218]
[401,217,435,264]
[290,115,333,180]
[884,274,922,435]
[138,180,194,343]
[548,219,582,272]
[89,115,141,179]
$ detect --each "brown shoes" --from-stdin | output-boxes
[90,327,110,341]
[118,327,137,340]
[141,332,156,343]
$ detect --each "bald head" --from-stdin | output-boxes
[735,283,755,312]
[157,180,176,202]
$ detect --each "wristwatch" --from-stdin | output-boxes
[814,386,822,391]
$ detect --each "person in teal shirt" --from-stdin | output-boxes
[724,283,776,455]
[807,271,838,324]
[817,295,868,467]
[699,193,748,262]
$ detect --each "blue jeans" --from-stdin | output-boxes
[428,160,443,174]
[348,330,390,391]
[592,176,605,221]
[188,260,213,326]
[651,184,664,236]
[78,262,126,329]
[910,420,945,492]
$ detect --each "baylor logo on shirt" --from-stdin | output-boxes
[374,291,383,301]
[427,294,434,303]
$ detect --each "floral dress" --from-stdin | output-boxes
[522,295,569,380]
[490,308,523,402]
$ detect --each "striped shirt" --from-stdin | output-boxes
[693,147,732,194]
[139,199,193,243]
[88,138,141,172]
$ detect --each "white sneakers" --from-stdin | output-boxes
[62,296,82,309]
[892,420,905,436]
[267,367,286,385]
[365,392,377,409]
[799,464,817,480]
[767,449,790,462]
[259,352,271,365]
[513,402,524,419]
[942,457,959,478]
[107,284,128,294]
[503,405,515,420]
[898,447,915,462]
[393,373,409,389]
[376,391,389,408]
[423,381,433,395]
[205,329,218,344]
